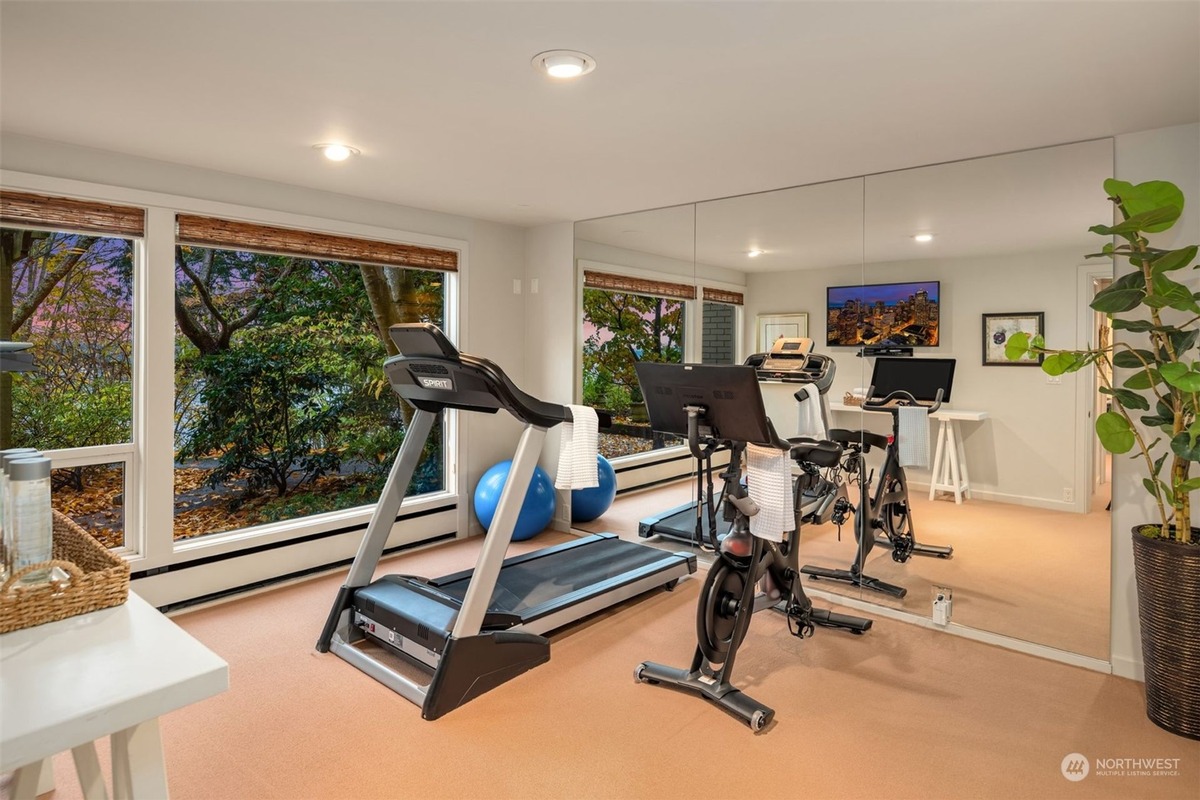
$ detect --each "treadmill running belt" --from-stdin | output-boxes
[435,539,675,616]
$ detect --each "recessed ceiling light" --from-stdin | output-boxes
[747,249,765,257]
[313,143,360,161]
[532,50,596,79]
[912,233,934,243]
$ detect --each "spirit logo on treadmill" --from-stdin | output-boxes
[1060,753,1089,781]
[418,377,454,390]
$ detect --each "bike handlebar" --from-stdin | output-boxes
[861,387,944,415]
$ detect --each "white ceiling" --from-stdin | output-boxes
[1,2,1197,228]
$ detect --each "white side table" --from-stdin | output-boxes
[925,409,989,504]
[828,403,989,504]
[1,592,228,799]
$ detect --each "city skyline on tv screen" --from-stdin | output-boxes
[827,281,940,347]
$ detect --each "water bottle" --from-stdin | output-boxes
[9,456,53,584]
[0,448,40,581]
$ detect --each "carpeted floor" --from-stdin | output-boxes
[15,526,1197,800]
[578,478,1112,658]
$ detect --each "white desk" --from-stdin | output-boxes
[1,592,228,799]
[829,402,989,504]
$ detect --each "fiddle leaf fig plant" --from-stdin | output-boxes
[1006,179,1198,543]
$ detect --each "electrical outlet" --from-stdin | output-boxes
[530,278,539,294]
[512,279,521,294]
[1063,487,1074,503]
[1047,375,1062,385]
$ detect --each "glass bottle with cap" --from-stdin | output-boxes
[8,456,53,584]
[0,447,41,581]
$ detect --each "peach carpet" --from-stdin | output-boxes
[579,479,1112,658]
[13,528,1198,800]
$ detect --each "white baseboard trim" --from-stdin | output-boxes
[1110,654,1146,682]
[806,586,1113,674]
[907,482,1076,512]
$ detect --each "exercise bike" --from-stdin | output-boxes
[632,362,871,731]
[801,384,954,599]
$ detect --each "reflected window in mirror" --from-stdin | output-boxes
[581,271,693,460]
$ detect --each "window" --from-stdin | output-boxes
[2,227,136,548]
[581,271,693,460]
[172,244,447,540]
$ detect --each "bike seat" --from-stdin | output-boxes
[786,437,842,468]
[828,428,889,453]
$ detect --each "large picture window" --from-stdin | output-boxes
[2,226,136,548]
[172,244,447,540]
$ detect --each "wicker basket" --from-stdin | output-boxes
[842,392,865,407]
[0,510,130,634]
[1132,527,1200,740]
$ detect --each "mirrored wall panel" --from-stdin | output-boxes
[846,139,1114,655]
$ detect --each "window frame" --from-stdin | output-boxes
[1,171,468,579]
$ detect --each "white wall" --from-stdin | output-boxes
[1110,122,1200,679]
[525,222,577,528]
[746,249,1088,509]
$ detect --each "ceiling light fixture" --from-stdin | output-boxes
[532,50,596,79]
[912,233,934,243]
[313,143,360,162]
[747,249,765,257]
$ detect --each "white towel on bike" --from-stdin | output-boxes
[555,405,599,489]
[897,406,930,468]
[744,443,794,543]
[794,383,827,439]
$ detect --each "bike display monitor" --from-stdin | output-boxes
[635,362,775,447]
[869,357,956,403]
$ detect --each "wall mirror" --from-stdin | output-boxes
[794,140,1115,658]
[571,203,701,551]
[573,140,1116,661]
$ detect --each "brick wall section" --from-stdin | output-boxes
[702,302,735,364]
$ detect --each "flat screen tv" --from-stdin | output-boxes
[826,280,940,347]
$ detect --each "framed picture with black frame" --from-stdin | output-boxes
[982,311,1044,366]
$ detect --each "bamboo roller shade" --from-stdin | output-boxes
[702,287,744,305]
[0,190,145,237]
[176,214,459,272]
[583,270,696,301]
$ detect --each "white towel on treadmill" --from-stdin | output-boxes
[555,404,599,489]
[794,383,827,440]
[897,406,930,468]
[744,443,794,543]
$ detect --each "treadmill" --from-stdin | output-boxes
[637,340,840,545]
[317,324,696,720]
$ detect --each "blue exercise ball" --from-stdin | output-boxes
[473,461,556,542]
[571,455,617,523]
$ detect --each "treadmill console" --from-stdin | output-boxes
[757,337,817,382]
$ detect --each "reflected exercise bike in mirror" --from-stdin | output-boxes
[800,357,957,598]
[637,338,844,550]
[632,362,871,731]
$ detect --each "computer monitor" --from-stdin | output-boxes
[635,362,774,446]
[869,357,956,403]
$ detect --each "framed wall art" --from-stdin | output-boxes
[983,311,1044,366]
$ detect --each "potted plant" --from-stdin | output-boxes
[1006,178,1199,739]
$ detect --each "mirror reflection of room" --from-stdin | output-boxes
[576,140,1115,661]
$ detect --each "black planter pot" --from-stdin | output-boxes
[1131,527,1200,740]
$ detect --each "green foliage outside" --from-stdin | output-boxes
[581,288,684,412]
[3,226,447,541]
